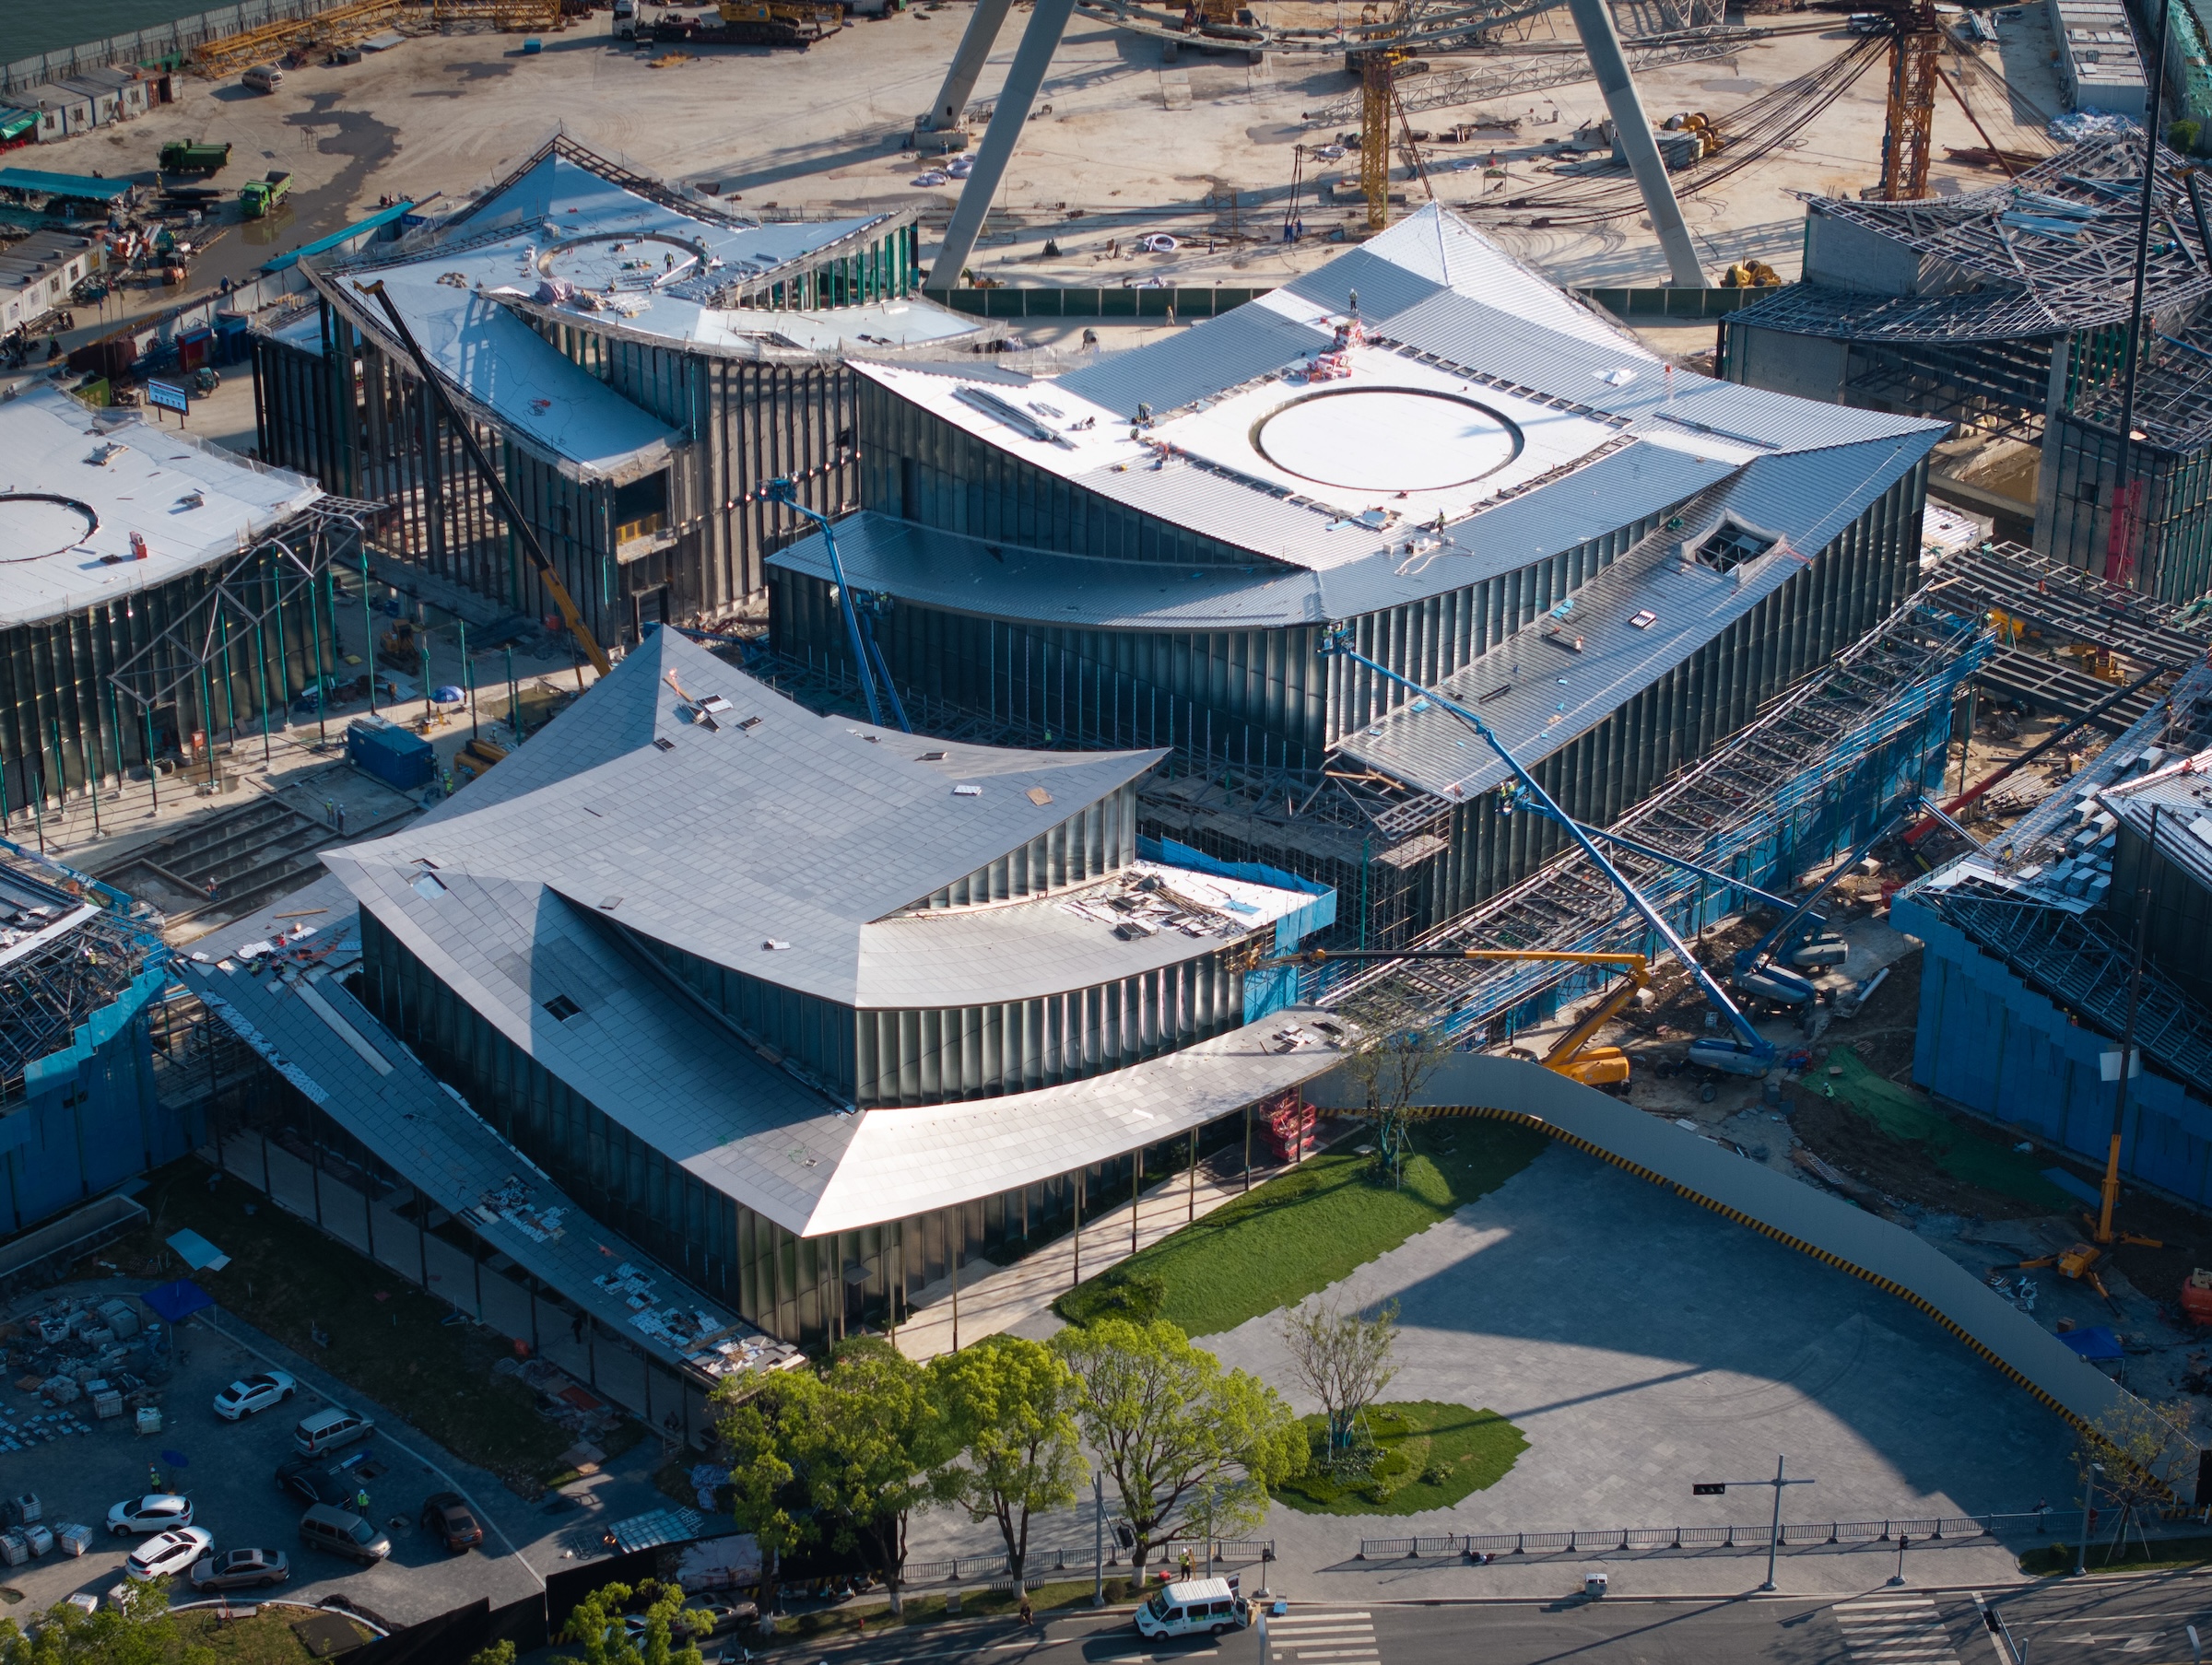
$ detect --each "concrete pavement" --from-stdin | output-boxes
[893,1150,1292,1364]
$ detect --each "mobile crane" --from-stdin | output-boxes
[1261,946,1652,1086]
[1314,628,1775,1077]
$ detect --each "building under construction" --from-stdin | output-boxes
[252,137,987,649]
[0,383,362,819]
[1721,134,2212,604]
[1894,642,2212,1208]
[0,840,171,1237]
[769,207,1947,948]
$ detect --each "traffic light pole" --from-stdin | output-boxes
[1690,1456,1816,1591]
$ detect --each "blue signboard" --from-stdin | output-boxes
[146,379,188,415]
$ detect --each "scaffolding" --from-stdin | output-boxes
[1907,655,2212,1098]
[191,0,405,75]
[1314,595,1993,1037]
[0,844,167,1110]
[106,496,382,766]
[1930,539,2211,731]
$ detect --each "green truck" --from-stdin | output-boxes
[159,138,231,174]
[240,170,292,219]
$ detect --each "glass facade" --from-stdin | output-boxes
[353,908,1255,1346]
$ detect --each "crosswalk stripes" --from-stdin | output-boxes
[1265,1609,1380,1665]
[1830,1596,1962,1665]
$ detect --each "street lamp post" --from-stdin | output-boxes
[1889,1533,1910,1587]
[2077,1462,2102,1576]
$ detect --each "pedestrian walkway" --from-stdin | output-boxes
[1830,1595,1961,1665]
[1265,1608,1380,1665]
[891,1150,1296,1361]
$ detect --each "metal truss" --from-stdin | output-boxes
[0,847,167,1108]
[1729,133,2212,344]
[1316,597,1993,1036]
[108,498,382,719]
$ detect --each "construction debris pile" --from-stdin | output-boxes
[0,1293,167,1433]
[593,1260,802,1379]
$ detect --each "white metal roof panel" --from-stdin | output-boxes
[0,386,323,628]
[1337,434,1941,795]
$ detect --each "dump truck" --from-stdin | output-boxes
[159,139,231,174]
[240,170,292,219]
[648,0,843,48]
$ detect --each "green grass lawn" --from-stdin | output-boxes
[104,1156,585,1488]
[170,1608,375,1663]
[1826,1047,2073,1210]
[1272,1401,1528,1515]
[1054,1119,1548,1338]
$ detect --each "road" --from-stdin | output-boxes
[784,1575,2212,1665]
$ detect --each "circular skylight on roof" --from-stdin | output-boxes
[1253,388,1522,494]
[543,233,704,292]
[0,493,98,563]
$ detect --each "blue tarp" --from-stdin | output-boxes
[0,168,135,202]
[2057,1325,2124,1362]
[140,1279,213,1324]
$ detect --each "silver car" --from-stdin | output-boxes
[191,1546,291,1591]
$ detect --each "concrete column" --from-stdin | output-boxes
[926,0,1078,292]
[922,0,1018,134]
[1561,0,1703,288]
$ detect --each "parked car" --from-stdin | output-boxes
[276,1457,357,1509]
[293,1406,374,1458]
[107,1495,193,1537]
[298,1504,390,1565]
[214,1370,297,1421]
[126,1526,212,1581]
[419,1492,482,1554]
[190,1547,290,1592]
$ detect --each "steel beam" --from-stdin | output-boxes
[921,0,1018,140]
[926,0,1077,293]
[1560,0,1702,287]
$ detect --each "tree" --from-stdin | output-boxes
[553,1579,703,1665]
[1279,1292,1400,1453]
[0,1577,212,1665]
[1338,1019,1454,1185]
[718,1335,951,1614]
[935,1334,1088,1595]
[1054,1318,1306,1572]
[2074,1397,2194,1564]
[468,1645,518,1665]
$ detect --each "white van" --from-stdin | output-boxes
[1135,1579,1249,1640]
[241,64,282,92]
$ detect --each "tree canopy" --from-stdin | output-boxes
[935,1333,1088,1593]
[1054,1318,1305,1568]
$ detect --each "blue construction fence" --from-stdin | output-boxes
[1897,898,2212,1210]
[1390,618,1984,1047]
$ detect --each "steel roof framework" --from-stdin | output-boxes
[1313,596,1991,1036]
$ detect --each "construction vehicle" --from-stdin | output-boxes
[376,617,420,672]
[1262,947,1653,1085]
[766,477,909,732]
[646,0,843,48]
[241,170,293,219]
[355,279,612,679]
[159,139,232,175]
[1315,628,1777,1078]
[1721,259,1782,287]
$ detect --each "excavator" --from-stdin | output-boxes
[1256,946,1653,1085]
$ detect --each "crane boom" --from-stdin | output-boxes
[355,280,611,678]
[1314,628,1771,1073]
